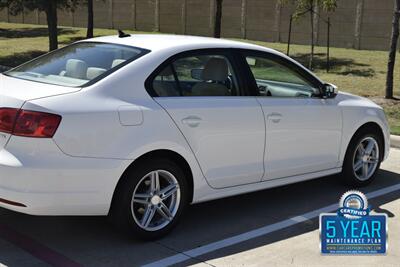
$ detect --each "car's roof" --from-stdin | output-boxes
[80,34,323,85]
[84,34,279,54]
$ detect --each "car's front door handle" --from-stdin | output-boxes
[182,116,202,127]
[267,113,282,123]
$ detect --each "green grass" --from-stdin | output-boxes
[0,22,399,134]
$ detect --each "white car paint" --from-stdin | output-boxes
[258,97,342,180]
[155,97,265,188]
[0,34,390,215]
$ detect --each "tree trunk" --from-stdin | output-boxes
[87,0,94,38]
[309,6,314,70]
[45,1,58,51]
[386,0,400,99]
[214,0,223,38]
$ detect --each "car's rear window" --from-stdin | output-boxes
[5,42,149,87]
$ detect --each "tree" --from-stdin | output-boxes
[282,0,337,69]
[386,0,400,99]
[86,0,93,38]
[0,0,78,51]
[214,0,223,38]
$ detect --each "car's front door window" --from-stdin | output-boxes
[245,55,320,98]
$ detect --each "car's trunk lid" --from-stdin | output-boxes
[0,73,81,102]
[0,74,81,148]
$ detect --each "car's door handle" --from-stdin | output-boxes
[182,116,202,127]
[267,113,282,123]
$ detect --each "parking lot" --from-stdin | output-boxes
[0,148,399,267]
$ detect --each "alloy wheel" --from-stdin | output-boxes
[130,170,181,231]
[352,137,379,181]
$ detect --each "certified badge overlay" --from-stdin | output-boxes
[320,190,387,254]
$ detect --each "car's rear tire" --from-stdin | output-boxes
[110,158,189,240]
[342,128,382,186]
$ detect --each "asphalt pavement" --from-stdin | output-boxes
[0,149,399,267]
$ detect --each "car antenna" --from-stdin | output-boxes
[118,29,131,38]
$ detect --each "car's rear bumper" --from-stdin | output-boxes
[0,136,130,215]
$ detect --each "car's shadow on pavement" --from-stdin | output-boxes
[1,169,400,267]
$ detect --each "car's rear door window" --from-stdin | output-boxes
[151,53,240,97]
[5,42,148,87]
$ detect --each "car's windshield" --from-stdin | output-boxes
[5,42,148,87]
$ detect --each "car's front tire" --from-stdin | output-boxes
[342,128,382,186]
[110,158,189,240]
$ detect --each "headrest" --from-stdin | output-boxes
[159,66,173,76]
[112,59,126,68]
[202,58,228,82]
[87,67,106,80]
[65,59,88,79]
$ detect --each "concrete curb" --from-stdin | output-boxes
[391,135,400,148]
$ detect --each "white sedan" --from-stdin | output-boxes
[0,34,390,239]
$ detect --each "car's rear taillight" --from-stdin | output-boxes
[0,108,61,138]
[0,108,19,134]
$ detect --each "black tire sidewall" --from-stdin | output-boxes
[111,158,189,240]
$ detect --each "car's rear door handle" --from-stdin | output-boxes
[267,113,282,123]
[182,116,202,127]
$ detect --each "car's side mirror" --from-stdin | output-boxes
[191,69,203,80]
[321,83,338,99]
